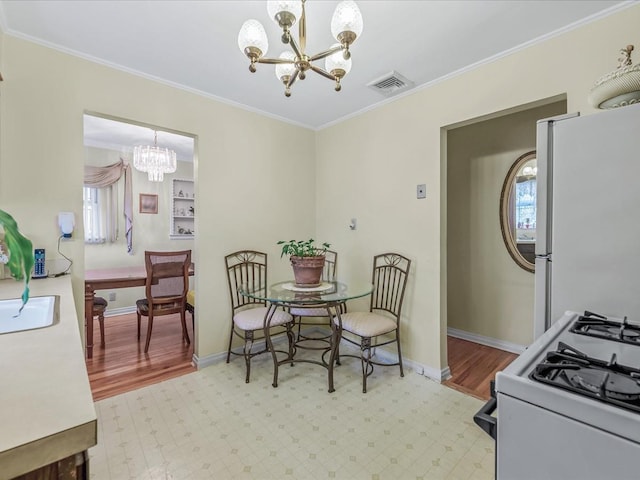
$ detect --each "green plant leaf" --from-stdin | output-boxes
[0,209,34,313]
[277,238,331,258]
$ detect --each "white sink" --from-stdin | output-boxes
[0,296,59,334]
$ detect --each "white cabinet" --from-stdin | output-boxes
[171,179,194,238]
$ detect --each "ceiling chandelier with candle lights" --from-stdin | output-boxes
[238,0,363,97]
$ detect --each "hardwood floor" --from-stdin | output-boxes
[85,312,197,401]
[443,336,518,400]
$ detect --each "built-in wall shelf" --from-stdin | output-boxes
[170,178,194,239]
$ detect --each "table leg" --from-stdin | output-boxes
[263,303,280,388]
[327,302,344,394]
[84,283,95,359]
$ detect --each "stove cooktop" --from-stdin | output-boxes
[496,312,640,446]
[530,341,640,414]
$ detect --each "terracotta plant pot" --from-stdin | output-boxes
[290,255,325,287]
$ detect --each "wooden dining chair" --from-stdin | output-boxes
[186,289,195,330]
[334,252,411,393]
[225,249,294,383]
[92,296,108,347]
[136,250,192,353]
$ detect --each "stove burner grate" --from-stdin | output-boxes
[568,370,640,401]
[570,311,640,346]
[530,342,640,413]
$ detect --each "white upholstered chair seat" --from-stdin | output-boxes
[333,311,396,337]
[289,306,331,317]
[234,306,293,331]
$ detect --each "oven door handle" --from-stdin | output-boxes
[473,380,497,440]
[473,397,497,440]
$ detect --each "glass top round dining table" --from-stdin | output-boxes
[238,280,373,306]
[238,279,373,393]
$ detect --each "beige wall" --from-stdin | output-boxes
[0,36,316,360]
[316,5,640,375]
[447,101,565,347]
[1,5,638,374]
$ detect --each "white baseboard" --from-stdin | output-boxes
[104,306,137,317]
[170,323,453,383]
[193,327,309,370]
[447,327,526,354]
[343,338,451,383]
[193,351,228,369]
[418,363,451,382]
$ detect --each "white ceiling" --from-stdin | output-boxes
[0,0,633,153]
[83,114,196,162]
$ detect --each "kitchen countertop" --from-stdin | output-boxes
[0,276,97,479]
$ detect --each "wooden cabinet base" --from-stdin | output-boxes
[11,452,88,480]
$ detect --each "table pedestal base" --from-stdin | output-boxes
[265,302,344,393]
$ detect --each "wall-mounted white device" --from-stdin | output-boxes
[58,212,75,238]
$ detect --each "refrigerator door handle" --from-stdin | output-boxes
[534,256,552,339]
[536,112,580,257]
[536,120,552,257]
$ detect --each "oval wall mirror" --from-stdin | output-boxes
[499,150,536,273]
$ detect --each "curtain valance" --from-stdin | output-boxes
[83,159,133,253]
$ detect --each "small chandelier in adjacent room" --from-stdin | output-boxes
[238,0,363,97]
[133,131,177,182]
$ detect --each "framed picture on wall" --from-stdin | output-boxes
[139,194,158,214]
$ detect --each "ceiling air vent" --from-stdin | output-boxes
[367,71,414,97]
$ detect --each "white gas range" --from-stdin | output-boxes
[474,310,640,480]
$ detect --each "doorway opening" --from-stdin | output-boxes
[442,97,567,399]
[83,113,197,400]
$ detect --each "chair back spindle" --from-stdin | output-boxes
[322,250,338,283]
[136,249,192,353]
[146,252,191,303]
[370,253,411,321]
[225,250,268,311]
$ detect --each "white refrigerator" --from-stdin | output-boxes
[534,103,640,339]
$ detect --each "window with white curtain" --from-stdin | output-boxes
[83,185,117,243]
[515,179,537,234]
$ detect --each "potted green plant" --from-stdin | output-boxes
[278,238,331,287]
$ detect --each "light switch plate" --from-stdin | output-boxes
[417,184,426,199]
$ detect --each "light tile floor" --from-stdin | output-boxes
[89,348,495,479]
